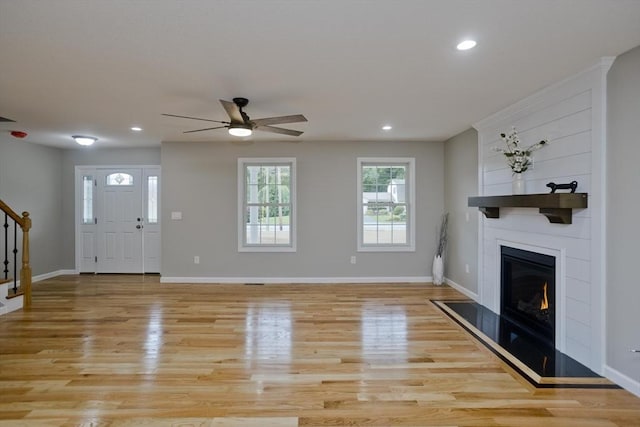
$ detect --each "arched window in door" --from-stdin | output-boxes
[106,173,134,186]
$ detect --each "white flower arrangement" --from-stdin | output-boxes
[493,127,548,174]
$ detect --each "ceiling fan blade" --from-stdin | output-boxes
[183,125,228,134]
[251,114,308,126]
[162,113,228,124]
[257,125,304,137]
[219,99,244,123]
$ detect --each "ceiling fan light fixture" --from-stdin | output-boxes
[72,135,97,146]
[164,98,305,136]
[228,125,252,137]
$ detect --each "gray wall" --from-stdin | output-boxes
[0,138,64,276]
[443,128,478,294]
[60,147,161,269]
[161,140,444,279]
[606,45,640,383]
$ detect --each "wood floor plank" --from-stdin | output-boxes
[0,275,638,426]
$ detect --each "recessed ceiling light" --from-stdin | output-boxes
[457,40,477,51]
[131,126,143,131]
[72,135,97,146]
[382,125,392,131]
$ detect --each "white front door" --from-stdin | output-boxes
[96,169,144,273]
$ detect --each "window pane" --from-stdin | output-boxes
[245,224,261,245]
[147,176,158,224]
[391,223,407,244]
[278,166,290,187]
[246,166,260,185]
[273,217,290,244]
[246,184,260,203]
[363,222,378,244]
[106,173,134,186]
[82,175,93,224]
[260,224,277,245]
[362,184,376,194]
[391,167,405,180]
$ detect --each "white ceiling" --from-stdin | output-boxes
[1,0,640,149]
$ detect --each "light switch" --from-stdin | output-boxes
[171,211,182,220]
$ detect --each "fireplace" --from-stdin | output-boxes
[500,246,555,346]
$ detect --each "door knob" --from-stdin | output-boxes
[136,225,142,229]
[137,217,142,222]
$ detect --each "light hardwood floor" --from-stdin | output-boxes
[1,275,639,426]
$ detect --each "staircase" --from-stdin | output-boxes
[0,199,32,315]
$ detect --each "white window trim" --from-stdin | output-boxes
[237,157,297,252]
[357,157,416,252]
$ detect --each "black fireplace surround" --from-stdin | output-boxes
[501,246,555,346]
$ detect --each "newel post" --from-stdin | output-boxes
[20,211,32,309]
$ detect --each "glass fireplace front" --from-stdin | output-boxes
[500,246,555,346]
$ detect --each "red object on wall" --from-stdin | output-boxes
[10,130,28,139]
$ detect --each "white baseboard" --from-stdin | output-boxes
[445,277,479,301]
[33,269,76,283]
[11,269,77,288]
[604,365,640,398]
[161,276,431,284]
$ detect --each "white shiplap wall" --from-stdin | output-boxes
[473,59,613,374]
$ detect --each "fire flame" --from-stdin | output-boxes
[540,282,549,310]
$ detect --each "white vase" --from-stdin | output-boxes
[432,254,444,285]
[512,173,526,195]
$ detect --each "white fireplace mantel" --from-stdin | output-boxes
[472,58,613,374]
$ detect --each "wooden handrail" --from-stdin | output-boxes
[1,199,32,310]
[0,199,25,228]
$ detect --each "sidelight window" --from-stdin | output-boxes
[147,176,158,224]
[82,175,94,224]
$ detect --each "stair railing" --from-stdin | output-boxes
[0,199,32,309]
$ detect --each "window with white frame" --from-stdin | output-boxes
[357,158,415,251]
[238,158,296,252]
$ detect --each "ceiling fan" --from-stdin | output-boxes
[163,97,307,137]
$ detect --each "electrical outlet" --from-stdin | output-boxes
[465,264,470,274]
[465,211,470,222]
[350,256,357,264]
[194,256,200,264]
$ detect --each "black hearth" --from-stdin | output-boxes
[501,246,555,346]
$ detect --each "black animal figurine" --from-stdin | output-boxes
[546,181,578,193]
